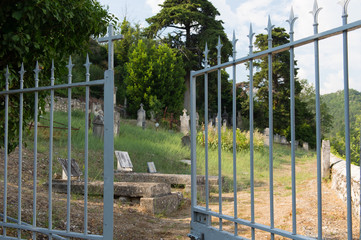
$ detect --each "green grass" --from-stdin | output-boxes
[24,110,316,189]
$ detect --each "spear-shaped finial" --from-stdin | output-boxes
[338,0,350,20]
[265,15,274,47]
[51,59,55,86]
[5,65,10,89]
[310,0,322,27]
[203,43,209,68]
[84,54,91,79]
[232,30,238,60]
[248,23,255,54]
[216,36,223,64]
[66,56,74,84]
[286,7,298,41]
[19,63,26,88]
[34,61,41,87]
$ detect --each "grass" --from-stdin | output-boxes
[23,110,316,190]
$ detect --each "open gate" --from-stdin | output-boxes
[189,1,361,239]
[0,25,121,239]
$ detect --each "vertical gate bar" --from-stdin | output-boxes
[266,16,275,240]
[33,62,41,240]
[248,24,255,240]
[360,128,361,240]
[203,44,210,213]
[3,66,10,237]
[84,54,91,235]
[49,60,55,240]
[66,56,74,235]
[287,8,298,237]
[341,2,352,239]
[216,36,223,230]
[103,69,114,240]
[311,2,323,238]
[190,72,197,218]
[232,31,238,236]
[18,63,25,239]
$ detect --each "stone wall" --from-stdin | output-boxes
[44,96,90,112]
[330,154,360,217]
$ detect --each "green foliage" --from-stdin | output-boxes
[0,0,113,152]
[125,40,186,117]
[145,0,232,109]
[323,89,361,165]
[196,125,264,152]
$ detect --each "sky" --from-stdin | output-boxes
[98,0,361,95]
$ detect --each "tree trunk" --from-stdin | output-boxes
[184,71,190,111]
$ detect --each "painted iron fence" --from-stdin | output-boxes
[0,25,120,239]
[188,1,361,239]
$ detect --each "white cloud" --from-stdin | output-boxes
[145,0,163,14]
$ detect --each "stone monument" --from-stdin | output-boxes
[137,103,146,128]
[180,109,190,135]
[322,140,331,178]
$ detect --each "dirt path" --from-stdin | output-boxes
[0,148,359,239]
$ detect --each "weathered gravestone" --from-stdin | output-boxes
[274,134,281,143]
[180,109,190,135]
[57,158,82,180]
[147,162,157,173]
[221,106,228,127]
[264,128,270,146]
[303,142,309,151]
[137,103,146,128]
[222,119,227,132]
[280,136,288,145]
[92,114,104,139]
[115,151,133,172]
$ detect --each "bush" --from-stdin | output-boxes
[196,125,264,152]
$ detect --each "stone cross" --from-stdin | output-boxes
[137,103,146,127]
[98,24,123,70]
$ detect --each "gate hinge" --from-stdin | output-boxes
[194,211,211,225]
[187,233,202,240]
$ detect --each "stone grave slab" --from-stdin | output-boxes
[57,158,82,180]
[147,162,157,173]
[115,151,133,172]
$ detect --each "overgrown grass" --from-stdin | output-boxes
[24,110,316,189]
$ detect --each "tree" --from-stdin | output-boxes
[249,27,317,147]
[124,40,186,118]
[145,0,232,111]
[0,0,113,152]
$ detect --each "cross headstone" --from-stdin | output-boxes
[137,103,146,128]
[57,158,82,180]
[115,151,133,172]
[180,109,190,135]
[92,114,104,139]
[147,162,157,173]
[98,24,123,70]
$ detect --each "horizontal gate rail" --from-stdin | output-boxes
[191,19,361,77]
[189,1,361,239]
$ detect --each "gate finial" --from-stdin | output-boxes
[265,16,274,48]
[34,61,41,87]
[310,0,322,27]
[66,56,74,84]
[5,65,10,89]
[338,0,350,20]
[216,36,223,64]
[19,63,26,89]
[84,54,91,79]
[51,59,55,86]
[248,23,255,54]
[232,30,238,60]
[98,24,123,70]
[203,43,209,68]
[287,7,298,41]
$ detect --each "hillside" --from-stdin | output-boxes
[322,89,361,137]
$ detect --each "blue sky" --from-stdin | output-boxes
[98,0,361,95]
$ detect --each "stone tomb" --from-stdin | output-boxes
[115,151,133,172]
[51,180,182,215]
[57,158,82,180]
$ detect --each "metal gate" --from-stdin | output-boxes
[0,25,121,239]
[189,1,361,239]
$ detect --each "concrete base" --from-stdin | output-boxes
[140,193,183,215]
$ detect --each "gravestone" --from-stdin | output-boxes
[137,103,146,128]
[147,162,157,173]
[92,102,102,116]
[150,111,155,122]
[222,119,227,132]
[180,109,190,135]
[115,151,133,172]
[274,134,281,143]
[322,140,331,179]
[57,158,82,180]
[280,136,288,145]
[92,114,104,139]
[303,142,309,151]
[181,135,191,147]
[264,128,270,146]
[221,106,228,127]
